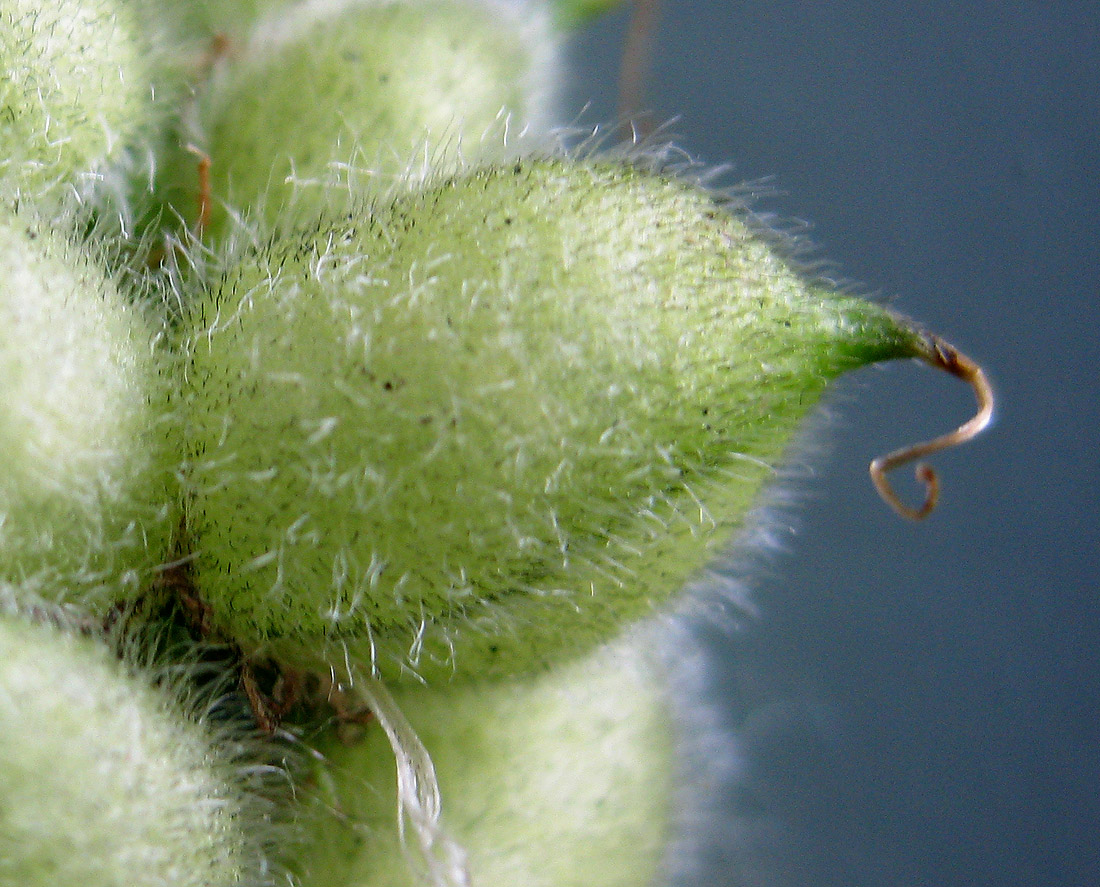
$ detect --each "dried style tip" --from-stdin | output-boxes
[870,333,995,520]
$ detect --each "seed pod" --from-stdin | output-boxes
[294,634,674,887]
[0,610,260,887]
[159,0,561,238]
[0,206,177,610]
[179,156,983,681]
[0,0,164,196]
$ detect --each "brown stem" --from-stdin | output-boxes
[240,657,307,735]
[185,144,212,240]
[617,0,662,137]
[870,333,994,520]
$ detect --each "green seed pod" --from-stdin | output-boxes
[0,0,163,196]
[0,611,259,887]
[158,0,561,237]
[0,206,177,610]
[180,156,971,681]
[295,634,674,887]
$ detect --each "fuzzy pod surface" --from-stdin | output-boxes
[294,634,675,887]
[0,612,256,887]
[0,0,162,195]
[159,0,561,237]
[0,207,177,610]
[180,156,927,680]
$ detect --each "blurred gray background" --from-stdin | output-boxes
[566,3,1098,885]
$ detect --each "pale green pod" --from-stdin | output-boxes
[0,0,162,196]
[180,156,929,681]
[0,207,178,611]
[157,0,561,237]
[294,634,675,887]
[0,611,257,887]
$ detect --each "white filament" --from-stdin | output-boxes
[344,655,471,887]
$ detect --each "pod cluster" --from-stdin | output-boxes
[1,2,980,886]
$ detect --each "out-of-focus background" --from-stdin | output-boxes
[566,3,1098,886]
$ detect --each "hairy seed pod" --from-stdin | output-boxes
[0,611,259,887]
[0,0,164,196]
[180,156,936,681]
[0,206,177,610]
[159,0,561,238]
